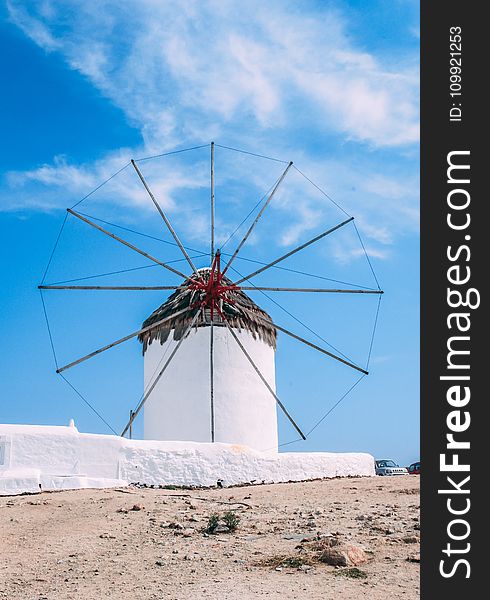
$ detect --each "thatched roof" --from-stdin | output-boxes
[139,268,276,353]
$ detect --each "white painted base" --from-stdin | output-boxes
[144,327,278,452]
[0,424,375,496]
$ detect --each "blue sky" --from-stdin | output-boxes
[0,0,419,466]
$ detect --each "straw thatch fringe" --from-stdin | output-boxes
[138,269,276,354]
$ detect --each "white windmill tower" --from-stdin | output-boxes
[139,259,279,451]
[41,142,381,454]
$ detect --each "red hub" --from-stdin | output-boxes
[189,250,237,320]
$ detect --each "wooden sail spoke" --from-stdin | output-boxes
[221,161,293,276]
[234,216,354,285]
[56,307,190,374]
[39,285,180,291]
[249,312,368,375]
[67,209,190,281]
[238,286,384,294]
[222,317,306,440]
[131,160,199,276]
[210,141,215,260]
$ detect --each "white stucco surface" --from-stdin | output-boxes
[0,424,375,496]
[144,326,278,452]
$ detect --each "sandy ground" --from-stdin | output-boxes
[0,476,419,600]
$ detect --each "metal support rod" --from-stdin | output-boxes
[210,322,215,442]
[121,311,200,437]
[222,317,306,440]
[39,285,181,291]
[222,161,293,276]
[238,287,384,294]
[131,160,199,276]
[234,216,354,285]
[67,209,189,281]
[129,410,133,439]
[210,141,215,261]
[56,307,190,374]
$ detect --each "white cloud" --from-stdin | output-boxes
[6,0,419,148]
[7,1,60,51]
[330,239,391,266]
[3,149,209,217]
[279,203,323,247]
[3,0,419,263]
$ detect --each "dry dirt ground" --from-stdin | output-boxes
[0,476,419,600]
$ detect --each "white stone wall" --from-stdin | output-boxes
[0,424,375,496]
[143,326,278,452]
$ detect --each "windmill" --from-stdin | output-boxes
[39,143,383,451]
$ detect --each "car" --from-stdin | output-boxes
[407,461,420,474]
[375,459,408,476]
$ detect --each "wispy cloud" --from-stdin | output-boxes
[3,150,209,215]
[6,0,418,147]
[3,0,419,262]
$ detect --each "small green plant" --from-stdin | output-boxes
[280,556,309,568]
[205,513,220,534]
[335,567,368,579]
[222,511,240,532]
[204,511,240,534]
[259,554,311,569]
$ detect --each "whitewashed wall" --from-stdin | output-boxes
[144,326,278,452]
[0,424,375,496]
